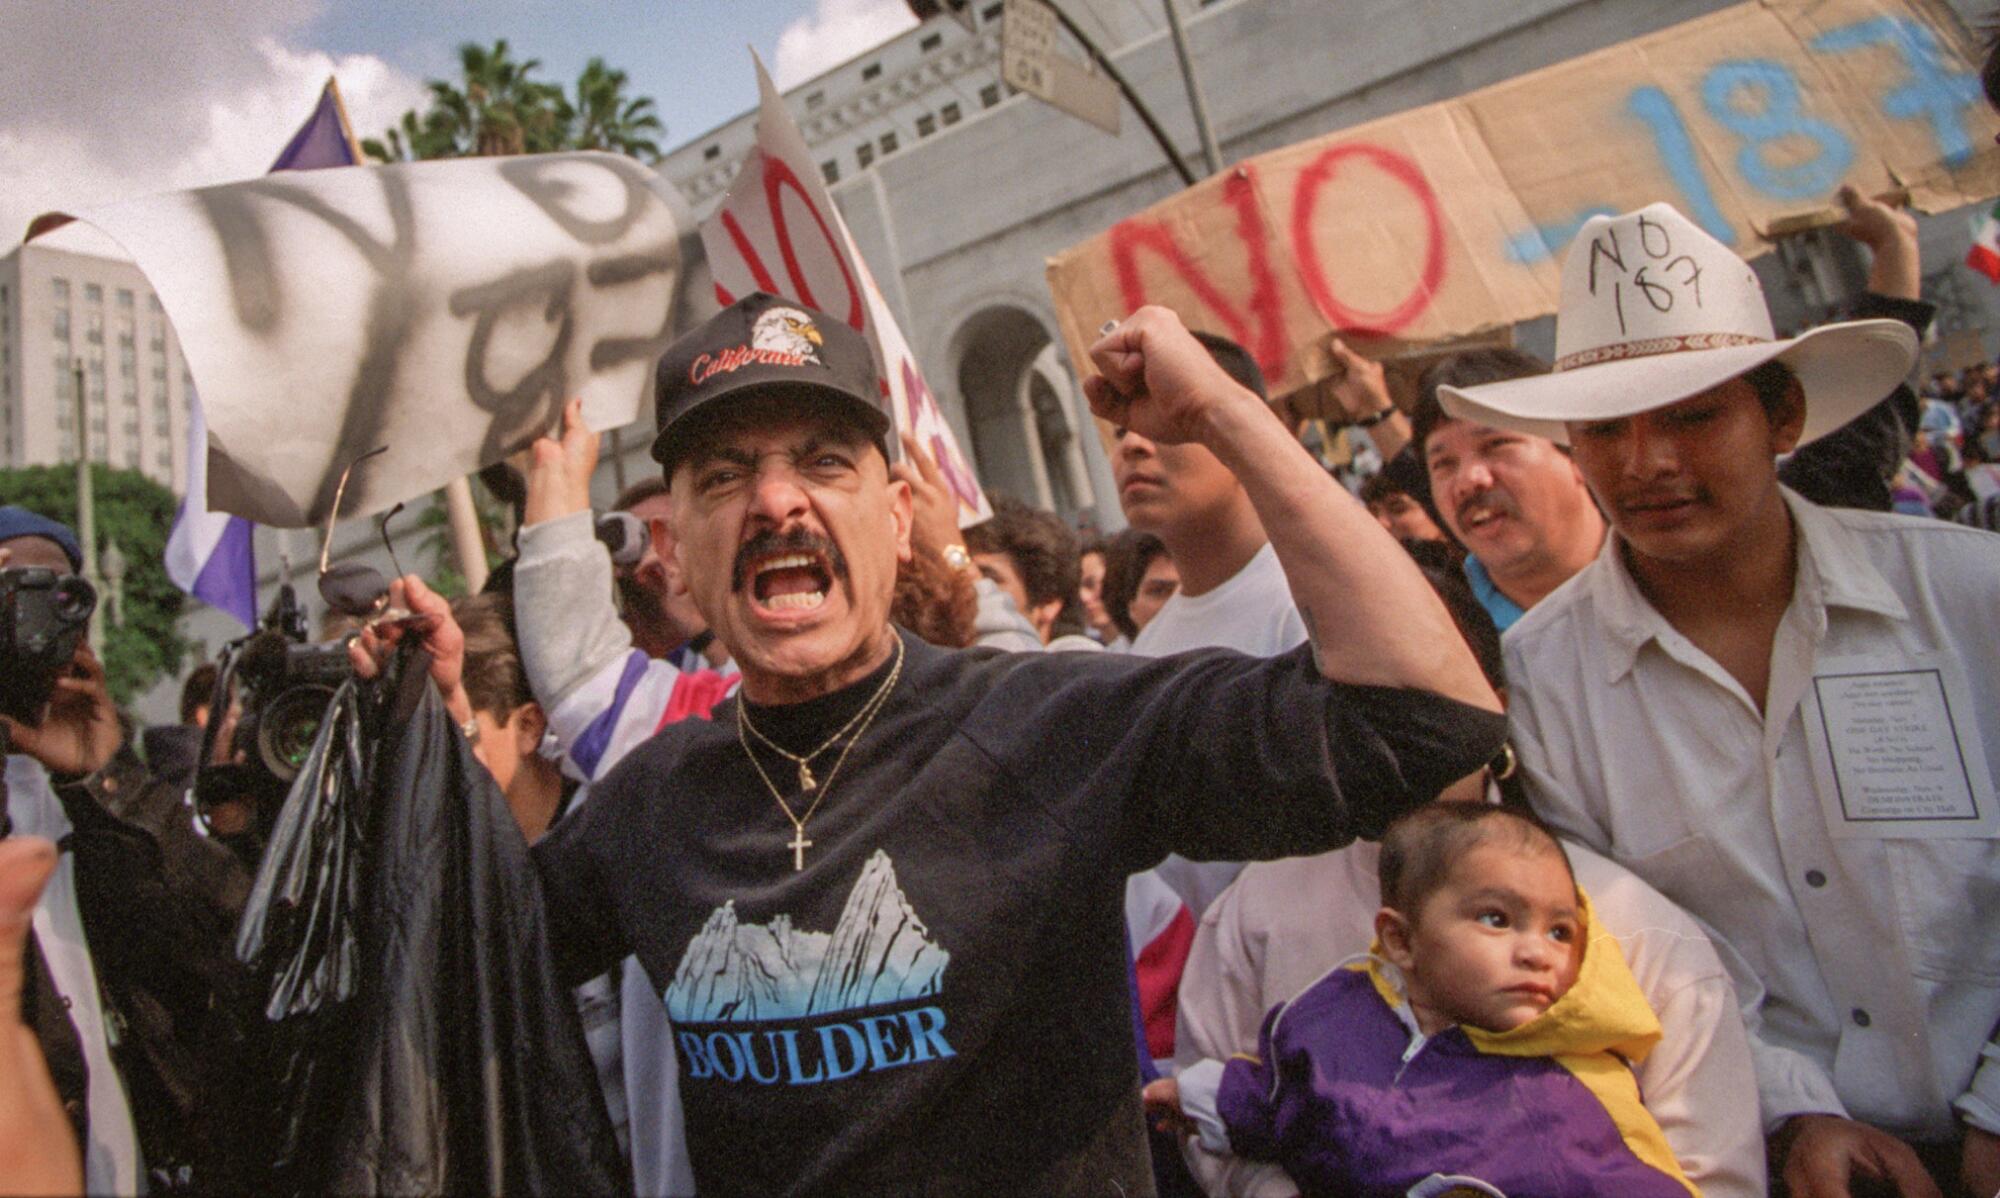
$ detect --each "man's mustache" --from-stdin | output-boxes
[1455,488,1520,529]
[732,528,850,592]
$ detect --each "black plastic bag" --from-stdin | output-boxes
[220,653,625,1195]
[234,678,365,1019]
[221,675,368,1193]
[324,660,628,1196]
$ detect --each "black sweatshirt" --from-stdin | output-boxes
[533,629,1505,1196]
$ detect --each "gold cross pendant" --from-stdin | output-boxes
[798,761,817,792]
[788,828,813,871]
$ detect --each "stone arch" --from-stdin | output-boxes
[948,303,1113,525]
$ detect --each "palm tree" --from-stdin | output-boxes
[363,38,573,162]
[570,57,665,162]
[361,106,460,164]
[458,39,571,156]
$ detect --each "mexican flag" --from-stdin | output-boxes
[1968,201,2000,282]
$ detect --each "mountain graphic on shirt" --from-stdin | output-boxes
[665,849,950,1023]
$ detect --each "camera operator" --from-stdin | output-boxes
[1,508,245,1194]
[0,511,137,1193]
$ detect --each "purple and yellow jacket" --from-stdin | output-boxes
[1178,892,1696,1198]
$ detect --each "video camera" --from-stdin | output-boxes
[0,566,97,724]
[195,582,350,832]
[595,510,647,568]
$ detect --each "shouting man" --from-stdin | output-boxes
[509,294,1500,1194]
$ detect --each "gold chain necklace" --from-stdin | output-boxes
[735,635,905,870]
[738,651,893,794]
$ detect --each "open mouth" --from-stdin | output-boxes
[1457,502,1512,535]
[750,551,835,612]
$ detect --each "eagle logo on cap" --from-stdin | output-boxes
[751,306,825,365]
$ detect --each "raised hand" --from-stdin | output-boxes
[345,575,475,729]
[890,431,966,555]
[523,397,602,527]
[1835,184,1920,301]
[1324,337,1393,423]
[1084,306,1264,447]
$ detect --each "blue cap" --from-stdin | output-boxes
[0,506,83,572]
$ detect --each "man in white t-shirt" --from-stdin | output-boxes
[1115,333,1307,920]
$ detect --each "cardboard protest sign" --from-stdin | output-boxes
[48,152,700,527]
[1047,0,2000,399]
[701,58,991,524]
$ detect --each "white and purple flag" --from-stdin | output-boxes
[165,78,359,627]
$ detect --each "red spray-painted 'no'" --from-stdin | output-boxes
[1104,143,1447,372]
[714,154,865,332]
[1109,169,1288,380]
[1290,143,1445,337]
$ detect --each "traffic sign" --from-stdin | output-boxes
[1001,0,1120,136]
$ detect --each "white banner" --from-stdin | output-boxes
[701,57,990,524]
[48,151,701,527]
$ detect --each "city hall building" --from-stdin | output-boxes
[650,0,1999,529]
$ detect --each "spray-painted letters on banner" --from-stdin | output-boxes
[49,152,701,527]
[702,58,991,524]
[1046,0,2000,399]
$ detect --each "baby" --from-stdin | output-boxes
[1145,804,1696,1198]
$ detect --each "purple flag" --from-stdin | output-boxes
[167,81,358,628]
[269,82,360,172]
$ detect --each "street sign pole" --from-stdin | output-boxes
[1002,0,1197,186]
[1162,0,1223,176]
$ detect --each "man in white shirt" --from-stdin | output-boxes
[1114,332,1306,920]
[1443,202,2000,1198]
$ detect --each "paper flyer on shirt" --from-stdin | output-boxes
[1801,652,2000,839]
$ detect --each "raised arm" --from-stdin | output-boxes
[515,400,728,779]
[1085,307,1497,710]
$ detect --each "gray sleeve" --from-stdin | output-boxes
[515,511,635,714]
[972,576,1044,652]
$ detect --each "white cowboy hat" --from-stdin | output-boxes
[1437,202,1917,447]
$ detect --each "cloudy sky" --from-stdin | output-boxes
[1,0,920,255]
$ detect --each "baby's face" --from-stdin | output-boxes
[1402,841,1582,1033]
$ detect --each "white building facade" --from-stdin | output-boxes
[41,0,2000,723]
[0,242,194,493]
[648,0,2000,528]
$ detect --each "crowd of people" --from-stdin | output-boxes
[4,70,2000,1198]
[1902,362,2000,526]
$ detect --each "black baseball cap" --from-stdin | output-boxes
[649,292,891,476]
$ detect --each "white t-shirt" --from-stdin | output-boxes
[1130,542,1308,915]
[6,755,142,1195]
[1131,542,1308,660]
